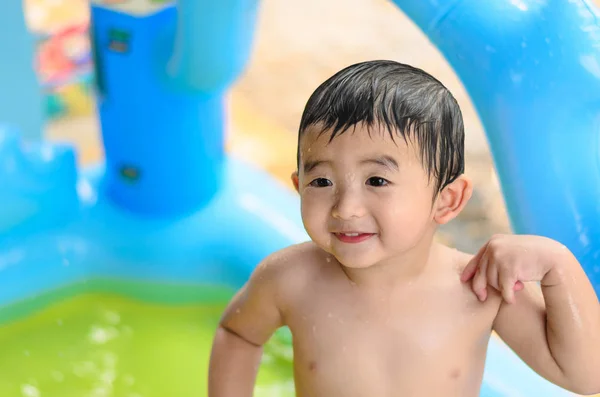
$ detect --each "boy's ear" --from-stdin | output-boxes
[291,171,299,192]
[433,175,473,225]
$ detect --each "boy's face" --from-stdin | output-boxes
[294,124,452,269]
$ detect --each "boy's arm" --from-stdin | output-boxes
[208,254,287,397]
[492,249,600,395]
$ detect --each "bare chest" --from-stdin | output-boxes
[285,289,496,396]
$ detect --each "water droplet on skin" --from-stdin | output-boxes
[235,308,241,314]
[312,325,317,334]
[326,257,331,263]
[327,312,332,318]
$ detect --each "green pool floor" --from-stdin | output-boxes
[0,283,295,397]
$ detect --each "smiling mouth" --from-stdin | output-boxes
[334,232,375,243]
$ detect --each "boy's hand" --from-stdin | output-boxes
[460,234,565,304]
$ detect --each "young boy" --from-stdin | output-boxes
[208,60,600,396]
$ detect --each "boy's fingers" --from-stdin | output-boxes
[486,262,500,291]
[461,259,478,282]
[514,281,524,291]
[472,250,489,301]
[461,242,488,282]
[500,273,520,303]
[501,284,516,304]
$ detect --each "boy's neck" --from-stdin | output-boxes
[339,235,442,291]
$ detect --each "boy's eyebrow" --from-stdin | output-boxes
[361,155,399,171]
[303,157,399,173]
[303,159,331,174]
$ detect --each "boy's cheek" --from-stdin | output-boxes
[300,214,333,250]
[379,206,431,236]
[300,200,325,226]
[378,195,426,219]
[300,189,330,205]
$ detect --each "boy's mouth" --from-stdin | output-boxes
[334,232,375,244]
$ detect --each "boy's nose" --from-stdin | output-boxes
[331,190,366,220]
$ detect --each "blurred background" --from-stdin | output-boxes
[29,0,541,254]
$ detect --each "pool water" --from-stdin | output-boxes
[0,281,295,397]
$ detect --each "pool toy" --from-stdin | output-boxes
[0,0,45,140]
[0,0,305,291]
[0,0,598,395]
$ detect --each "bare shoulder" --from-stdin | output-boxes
[435,243,473,278]
[251,241,326,303]
[218,242,326,342]
[436,243,503,307]
[255,241,324,278]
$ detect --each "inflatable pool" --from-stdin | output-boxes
[0,0,598,396]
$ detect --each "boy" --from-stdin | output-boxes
[208,60,600,396]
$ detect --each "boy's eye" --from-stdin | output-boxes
[309,178,333,187]
[366,177,389,187]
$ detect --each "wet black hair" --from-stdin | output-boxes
[297,60,464,192]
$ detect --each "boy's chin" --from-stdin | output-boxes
[333,252,380,270]
[339,260,378,270]
[314,239,381,269]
